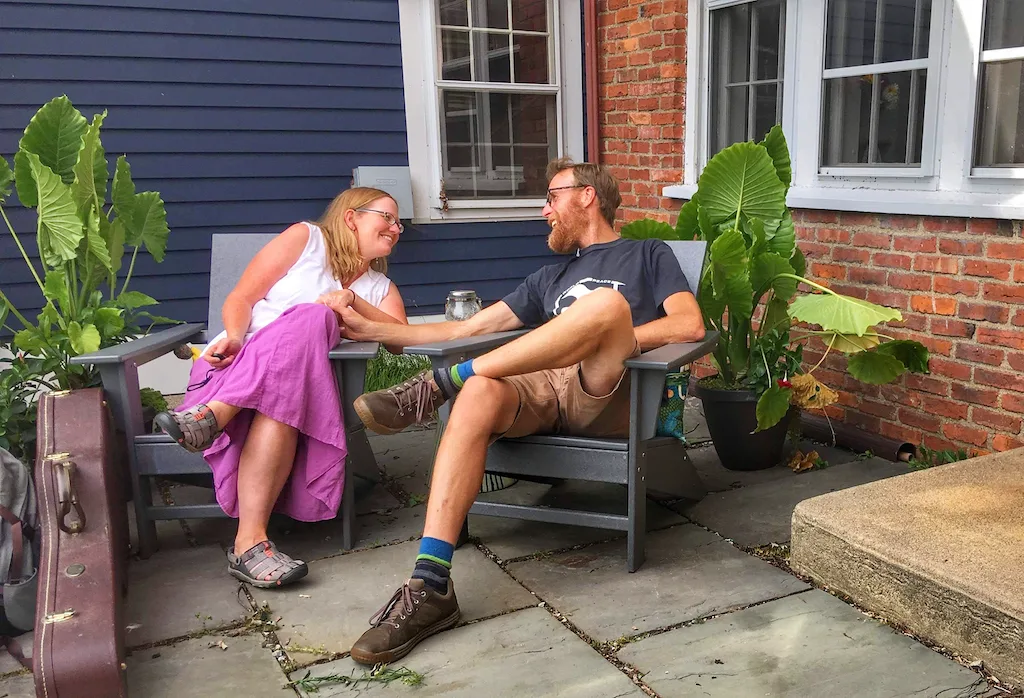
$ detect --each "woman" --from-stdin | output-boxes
[155,187,407,588]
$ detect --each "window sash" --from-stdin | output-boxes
[972,0,1024,168]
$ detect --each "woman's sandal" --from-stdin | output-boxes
[227,541,308,589]
[154,404,222,453]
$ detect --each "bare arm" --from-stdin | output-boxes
[339,299,524,349]
[633,291,706,351]
[347,282,407,325]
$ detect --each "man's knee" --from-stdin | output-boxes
[448,376,515,428]
[566,287,632,327]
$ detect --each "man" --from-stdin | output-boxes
[323,158,704,665]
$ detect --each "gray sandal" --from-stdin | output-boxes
[155,404,221,452]
[227,541,308,589]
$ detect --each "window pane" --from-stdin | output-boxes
[441,90,556,199]
[976,60,1024,166]
[755,1,783,80]
[826,0,930,69]
[753,84,780,142]
[879,0,928,63]
[441,30,472,81]
[473,0,509,29]
[822,69,925,165]
[713,3,752,84]
[710,85,750,156]
[513,33,549,83]
[440,0,469,26]
[983,0,1024,50]
[513,0,548,32]
[473,32,512,82]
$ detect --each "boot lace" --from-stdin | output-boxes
[389,375,438,424]
[368,584,423,629]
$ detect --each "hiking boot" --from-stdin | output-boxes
[350,578,460,665]
[154,404,221,452]
[353,370,448,435]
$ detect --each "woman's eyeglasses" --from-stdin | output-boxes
[356,208,404,233]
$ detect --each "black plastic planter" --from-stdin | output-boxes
[693,382,793,471]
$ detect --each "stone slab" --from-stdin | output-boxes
[126,545,248,647]
[0,669,34,698]
[791,450,1024,686]
[0,633,31,675]
[254,540,536,661]
[290,608,643,698]
[683,394,712,444]
[619,590,990,698]
[507,524,808,642]
[275,503,427,563]
[684,457,906,547]
[127,632,290,698]
[471,480,686,561]
[370,428,437,498]
[684,444,794,494]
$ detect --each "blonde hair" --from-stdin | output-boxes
[313,187,396,283]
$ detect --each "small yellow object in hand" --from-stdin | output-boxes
[191,346,202,361]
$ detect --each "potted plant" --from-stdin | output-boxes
[0,95,175,464]
[622,126,929,470]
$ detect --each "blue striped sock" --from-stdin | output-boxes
[449,360,476,389]
[413,537,454,593]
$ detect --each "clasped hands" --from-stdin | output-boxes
[315,290,375,341]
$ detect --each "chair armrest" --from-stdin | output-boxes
[328,341,380,361]
[69,324,205,367]
[624,331,720,373]
[404,330,530,361]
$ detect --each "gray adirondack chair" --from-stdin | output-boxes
[404,240,717,572]
[71,234,380,559]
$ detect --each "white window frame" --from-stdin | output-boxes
[670,0,1024,219]
[398,0,584,223]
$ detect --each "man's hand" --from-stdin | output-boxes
[339,306,380,342]
[316,289,356,316]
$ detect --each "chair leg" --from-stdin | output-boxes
[627,462,648,573]
[136,478,158,560]
[341,465,357,550]
[455,518,470,549]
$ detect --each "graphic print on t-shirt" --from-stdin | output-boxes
[552,277,626,316]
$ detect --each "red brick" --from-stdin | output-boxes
[955,343,1005,366]
[921,395,970,420]
[798,242,831,258]
[833,247,870,263]
[993,434,1024,452]
[893,235,937,252]
[799,210,839,224]
[815,228,851,244]
[853,232,891,249]
[1014,263,1024,283]
[941,423,989,447]
[951,383,998,406]
[899,408,942,432]
[930,357,973,381]
[968,219,1015,235]
[963,260,1012,280]
[850,268,887,284]
[841,212,879,227]
[972,407,1022,432]
[858,399,898,419]
[872,253,912,270]
[887,272,932,291]
[812,263,847,280]
[938,239,983,255]
[921,217,967,233]
[988,241,1024,260]
[879,215,920,230]
[846,411,881,433]
[906,373,951,395]
[983,283,1024,304]
[914,336,954,356]
[921,434,958,452]
[959,303,1010,323]
[911,296,957,315]
[930,318,975,337]
[890,313,928,331]
[880,421,923,444]
[866,289,909,309]
[1009,352,1024,372]
[913,256,960,274]
[1001,393,1024,414]
[934,277,980,296]
[976,327,1024,350]
[976,367,1024,392]
[1014,310,1024,327]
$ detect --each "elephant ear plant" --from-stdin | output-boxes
[0,96,175,461]
[622,125,930,431]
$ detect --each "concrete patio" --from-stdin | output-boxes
[0,409,1010,697]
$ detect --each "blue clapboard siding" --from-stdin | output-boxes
[0,0,557,331]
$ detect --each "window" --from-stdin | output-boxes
[975,0,1024,167]
[399,0,583,221]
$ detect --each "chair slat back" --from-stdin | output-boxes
[206,233,277,337]
[665,240,707,299]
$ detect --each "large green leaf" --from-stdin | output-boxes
[751,253,797,301]
[676,198,699,239]
[18,96,88,185]
[67,321,101,355]
[37,301,60,332]
[26,153,84,266]
[42,270,70,312]
[848,350,906,385]
[0,155,12,203]
[111,156,135,222]
[788,293,902,336]
[790,245,806,278]
[93,307,125,337]
[709,228,753,321]
[620,218,678,240]
[828,332,883,353]
[129,191,169,262]
[761,296,790,336]
[106,216,126,277]
[14,328,46,354]
[698,272,725,325]
[13,151,37,207]
[697,203,719,246]
[744,217,768,258]
[81,206,112,272]
[761,125,792,189]
[756,383,793,431]
[71,111,108,213]
[767,209,795,260]
[875,339,930,373]
[115,291,158,309]
[696,141,787,226]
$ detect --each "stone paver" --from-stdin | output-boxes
[471,480,686,560]
[369,428,437,497]
[0,633,31,675]
[276,503,427,563]
[618,590,992,698]
[0,669,34,698]
[684,457,907,547]
[126,545,248,647]
[253,540,535,661]
[127,632,292,697]
[507,524,808,642]
[290,607,643,698]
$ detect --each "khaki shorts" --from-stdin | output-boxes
[498,344,640,440]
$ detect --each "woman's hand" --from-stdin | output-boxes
[338,306,379,342]
[316,289,356,316]
[204,336,242,369]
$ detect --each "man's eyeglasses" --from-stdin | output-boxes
[356,208,404,233]
[546,185,587,205]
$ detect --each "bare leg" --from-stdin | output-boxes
[207,401,241,428]
[234,412,298,552]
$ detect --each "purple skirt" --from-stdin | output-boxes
[178,304,347,522]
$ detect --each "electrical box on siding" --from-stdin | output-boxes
[352,167,413,219]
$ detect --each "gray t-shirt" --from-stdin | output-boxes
[502,238,691,328]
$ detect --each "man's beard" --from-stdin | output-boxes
[547,203,586,254]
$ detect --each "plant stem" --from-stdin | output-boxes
[808,333,837,374]
[777,273,835,296]
[0,289,33,329]
[0,204,45,293]
[119,245,139,296]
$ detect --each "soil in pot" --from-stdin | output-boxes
[694,381,793,471]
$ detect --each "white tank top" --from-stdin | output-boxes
[205,222,392,352]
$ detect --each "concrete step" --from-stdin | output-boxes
[790,450,1024,686]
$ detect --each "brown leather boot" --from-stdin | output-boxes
[353,370,449,435]
[350,578,460,665]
